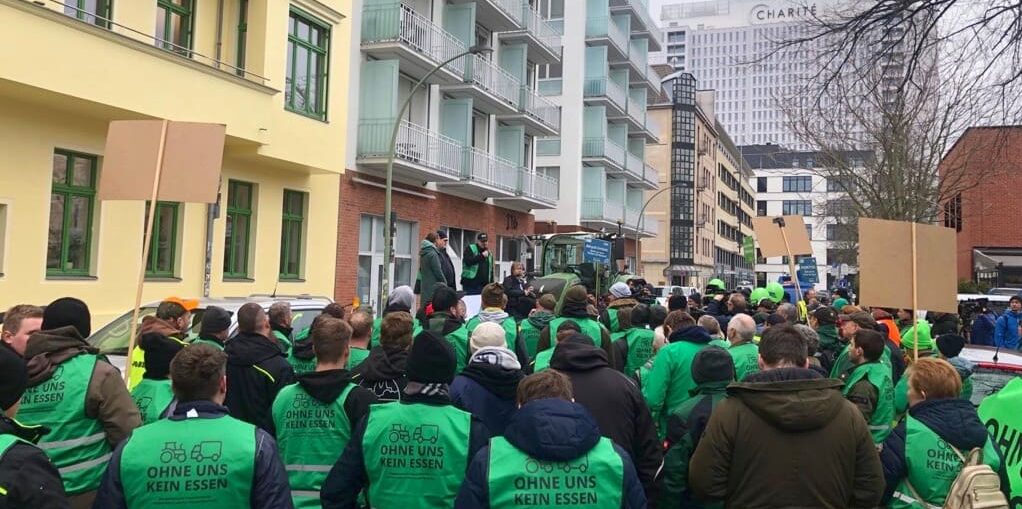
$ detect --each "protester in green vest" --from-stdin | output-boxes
[345,311,373,370]
[290,303,346,375]
[369,286,421,349]
[192,305,231,351]
[272,317,378,508]
[518,294,556,362]
[461,233,494,296]
[642,310,715,438]
[128,297,195,390]
[809,306,841,371]
[455,369,647,508]
[661,347,734,509]
[613,304,657,376]
[536,286,617,369]
[465,284,529,367]
[698,315,731,349]
[726,314,760,381]
[426,285,472,373]
[0,339,68,508]
[95,344,293,508]
[321,331,490,509]
[269,302,295,356]
[18,297,141,508]
[979,376,1022,504]
[224,303,296,435]
[533,321,582,372]
[935,334,975,402]
[882,357,1007,508]
[841,329,895,444]
[602,282,640,337]
[830,311,879,380]
[354,311,414,402]
[130,332,185,425]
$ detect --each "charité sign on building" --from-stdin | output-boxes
[749,3,818,22]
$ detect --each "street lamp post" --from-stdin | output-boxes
[378,45,492,310]
[632,183,687,277]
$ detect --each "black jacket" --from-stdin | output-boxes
[880,397,1009,504]
[454,398,647,508]
[928,313,960,337]
[352,346,409,402]
[93,401,293,509]
[0,417,67,509]
[320,393,490,509]
[439,249,457,290]
[549,339,662,505]
[502,275,534,320]
[225,331,296,435]
[295,369,377,424]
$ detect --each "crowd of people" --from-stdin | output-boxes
[2,263,1022,508]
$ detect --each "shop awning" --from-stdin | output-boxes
[974,248,1022,270]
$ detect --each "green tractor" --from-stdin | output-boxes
[526,233,633,314]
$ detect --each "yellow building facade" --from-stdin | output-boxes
[0,0,349,324]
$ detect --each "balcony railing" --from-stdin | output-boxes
[357,119,463,178]
[627,96,644,124]
[548,18,564,35]
[582,198,625,223]
[519,86,560,131]
[362,4,467,78]
[518,169,559,203]
[583,78,627,111]
[536,137,560,156]
[520,4,561,54]
[643,163,659,187]
[625,151,643,179]
[629,0,663,43]
[608,16,630,54]
[491,0,525,26]
[582,137,626,167]
[464,147,518,191]
[466,56,521,107]
[629,48,645,73]
[538,78,562,96]
[586,16,629,54]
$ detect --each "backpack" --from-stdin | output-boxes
[906,444,1008,509]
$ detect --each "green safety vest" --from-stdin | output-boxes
[461,244,493,281]
[347,348,371,370]
[362,402,472,508]
[288,346,318,376]
[842,361,895,443]
[466,316,519,352]
[519,320,543,361]
[729,342,760,381]
[534,348,554,372]
[622,328,655,376]
[606,308,623,334]
[830,343,893,380]
[548,317,603,347]
[16,354,111,495]
[370,317,423,349]
[272,382,356,508]
[890,415,1001,509]
[274,330,293,356]
[487,436,622,508]
[191,338,225,351]
[979,377,1022,504]
[120,413,256,507]
[131,378,175,426]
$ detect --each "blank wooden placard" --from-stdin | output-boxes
[751,215,813,258]
[98,120,225,204]
[858,218,957,314]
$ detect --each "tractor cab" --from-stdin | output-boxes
[527,233,631,313]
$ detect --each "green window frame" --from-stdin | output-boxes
[236,0,249,76]
[279,190,306,280]
[156,0,195,55]
[224,180,254,279]
[48,150,97,277]
[285,8,330,120]
[64,0,112,28]
[145,201,180,278]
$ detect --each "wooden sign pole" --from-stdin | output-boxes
[123,119,169,385]
[774,217,804,305]
[911,222,919,362]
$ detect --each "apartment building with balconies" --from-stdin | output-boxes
[532,0,661,271]
[0,0,349,323]
[341,0,563,308]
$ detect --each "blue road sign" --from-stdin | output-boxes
[582,239,612,264]
[797,257,819,284]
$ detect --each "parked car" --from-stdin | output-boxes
[88,295,333,373]
[959,345,1022,407]
[987,287,1022,296]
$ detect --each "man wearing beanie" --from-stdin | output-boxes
[130,332,186,425]
[426,284,472,373]
[451,324,525,436]
[465,284,530,368]
[193,305,232,350]
[549,333,662,504]
[0,343,69,508]
[537,285,617,369]
[661,347,735,508]
[936,333,975,401]
[370,286,422,348]
[18,297,140,508]
[601,281,638,335]
[322,331,489,509]
[810,306,841,371]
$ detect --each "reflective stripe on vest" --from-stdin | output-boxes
[362,402,472,509]
[623,328,655,376]
[16,354,111,495]
[548,317,603,347]
[467,316,518,352]
[272,382,356,509]
[841,361,895,443]
[131,378,175,425]
[486,436,622,508]
[891,490,941,509]
[120,414,257,507]
[461,244,493,281]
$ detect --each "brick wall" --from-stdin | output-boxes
[335,173,536,304]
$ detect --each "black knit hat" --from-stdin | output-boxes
[42,297,91,337]
[936,334,967,358]
[407,331,456,384]
[691,347,735,384]
[200,306,232,336]
[0,343,27,411]
[668,295,688,311]
[139,333,186,380]
[432,285,460,312]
